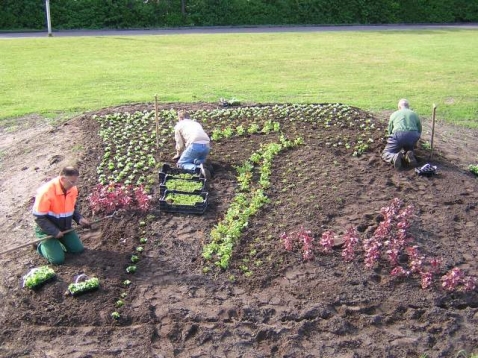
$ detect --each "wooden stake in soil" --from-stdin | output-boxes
[154,95,160,150]
[429,104,437,160]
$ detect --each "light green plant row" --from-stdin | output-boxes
[202,135,303,270]
[1,29,477,126]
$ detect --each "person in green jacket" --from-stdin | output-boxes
[382,99,422,169]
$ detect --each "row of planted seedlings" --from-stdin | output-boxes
[202,134,304,272]
[194,103,382,157]
[86,182,153,321]
[90,104,381,285]
[280,197,476,293]
[91,108,288,318]
[94,104,380,191]
[94,107,283,189]
[111,222,150,321]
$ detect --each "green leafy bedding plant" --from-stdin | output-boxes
[469,164,478,176]
[67,277,100,296]
[126,265,137,274]
[202,136,303,270]
[164,192,205,206]
[23,266,56,289]
[164,178,204,192]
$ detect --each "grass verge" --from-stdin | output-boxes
[1,28,477,126]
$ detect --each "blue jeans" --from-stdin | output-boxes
[177,143,210,170]
[382,131,420,163]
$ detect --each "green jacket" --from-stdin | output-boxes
[387,108,422,135]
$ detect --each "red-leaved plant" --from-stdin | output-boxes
[363,198,415,269]
[341,227,359,262]
[280,198,477,293]
[299,227,315,261]
[281,227,315,260]
[88,183,151,214]
[441,268,477,292]
[281,232,295,251]
[319,230,335,253]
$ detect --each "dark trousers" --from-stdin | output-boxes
[382,131,420,163]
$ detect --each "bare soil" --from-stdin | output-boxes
[0,103,477,358]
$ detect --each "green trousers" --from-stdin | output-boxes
[35,227,84,265]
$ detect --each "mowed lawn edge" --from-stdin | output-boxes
[1,29,477,126]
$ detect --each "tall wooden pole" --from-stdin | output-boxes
[429,104,437,160]
[155,95,159,150]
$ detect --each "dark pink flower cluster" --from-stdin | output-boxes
[341,227,359,262]
[363,198,415,270]
[134,186,151,212]
[281,227,315,260]
[441,268,477,292]
[299,228,315,260]
[280,232,294,251]
[319,230,335,253]
[88,183,151,214]
[280,198,477,293]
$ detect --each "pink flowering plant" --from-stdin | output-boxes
[88,183,151,214]
[319,230,336,253]
[281,227,315,260]
[341,227,360,262]
[441,268,476,292]
[280,198,477,293]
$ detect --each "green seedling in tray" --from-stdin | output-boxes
[172,173,198,179]
[23,266,56,289]
[165,192,205,206]
[67,276,100,296]
[165,178,203,192]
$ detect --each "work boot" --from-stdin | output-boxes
[199,164,211,180]
[393,152,404,170]
[405,150,418,167]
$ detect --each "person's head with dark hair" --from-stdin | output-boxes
[177,110,191,121]
[60,166,79,177]
[59,166,79,190]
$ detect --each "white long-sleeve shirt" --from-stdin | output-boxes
[174,118,210,153]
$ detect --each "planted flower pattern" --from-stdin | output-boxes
[281,198,476,292]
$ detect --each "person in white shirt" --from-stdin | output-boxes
[172,110,211,178]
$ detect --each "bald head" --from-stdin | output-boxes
[398,99,410,110]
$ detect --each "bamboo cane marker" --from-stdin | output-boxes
[429,104,437,160]
[155,95,160,150]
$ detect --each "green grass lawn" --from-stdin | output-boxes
[1,28,477,126]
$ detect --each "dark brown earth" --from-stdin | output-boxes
[0,102,477,358]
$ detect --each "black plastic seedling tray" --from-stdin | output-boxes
[159,190,208,214]
[158,163,201,184]
[159,176,206,196]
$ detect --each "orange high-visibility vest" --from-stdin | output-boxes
[32,177,79,234]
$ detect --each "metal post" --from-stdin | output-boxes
[45,0,52,37]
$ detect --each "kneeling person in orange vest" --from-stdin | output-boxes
[32,166,91,265]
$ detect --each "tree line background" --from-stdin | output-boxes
[1,0,477,31]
